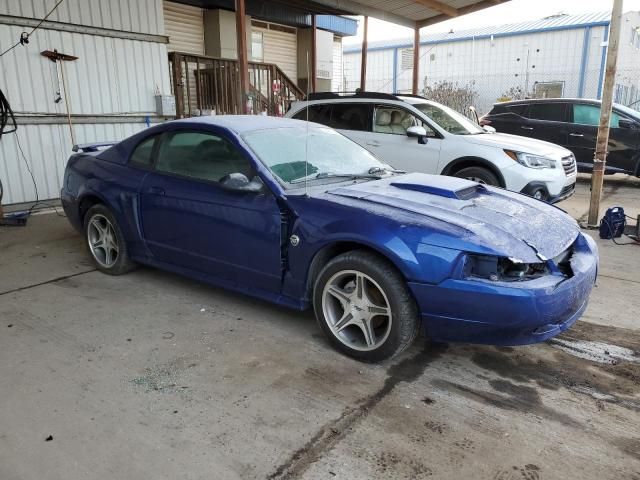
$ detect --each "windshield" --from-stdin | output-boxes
[616,103,640,122]
[242,126,390,187]
[411,101,484,135]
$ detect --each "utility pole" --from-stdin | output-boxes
[587,0,623,227]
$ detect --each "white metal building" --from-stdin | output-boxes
[0,0,172,207]
[0,0,356,207]
[343,11,640,114]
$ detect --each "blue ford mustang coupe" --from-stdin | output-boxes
[61,116,598,361]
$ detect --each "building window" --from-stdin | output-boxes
[251,31,264,62]
[400,48,414,71]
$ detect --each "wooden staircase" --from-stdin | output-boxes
[169,51,305,118]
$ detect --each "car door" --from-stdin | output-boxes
[519,102,570,148]
[365,104,441,174]
[568,103,638,172]
[138,128,283,293]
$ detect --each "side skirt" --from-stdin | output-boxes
[131,255,308,311]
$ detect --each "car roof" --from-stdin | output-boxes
[493,98,601,107]
[172,115,323,134]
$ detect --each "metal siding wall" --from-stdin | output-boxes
[0,25,171,115]
[163,0,204,55]
[0,0,164,35]
[0,122,150,205]
[257,27,298,81]
[0,0,171,205]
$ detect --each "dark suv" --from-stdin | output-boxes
[481,99,640,176]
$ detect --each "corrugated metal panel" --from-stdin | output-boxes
[0,25,171,115]
[316,15,358,36]
[343,11,611,52]
[0,122,151,205]
[255,25,298,81]
[163,1,204,55]
[0,0,164,35]
[332,36,343,92]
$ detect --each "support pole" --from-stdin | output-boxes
[587,0,623,227]
[235,0,249,113]
[412,25,420,95]
[311,15,317,93]
[359,16,368,92]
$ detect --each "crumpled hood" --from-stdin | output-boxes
[325,173,579,263]
[461,132,572,157]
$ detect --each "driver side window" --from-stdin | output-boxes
[155,131,252,182]
[373,106,434,136]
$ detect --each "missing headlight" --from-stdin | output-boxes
[464,255,551,282]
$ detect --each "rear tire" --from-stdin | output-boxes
[313,250,419,362]
[453,166,500,186]
[84,204,136,275]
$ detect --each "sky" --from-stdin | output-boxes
[343,0,640,45]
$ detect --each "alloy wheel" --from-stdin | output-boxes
[321,270,392,351]
[87,213,119,268]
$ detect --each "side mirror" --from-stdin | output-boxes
[618,119,637,129]
[483,125,497,133]
[220,173,263,193]
[407,125,428,144]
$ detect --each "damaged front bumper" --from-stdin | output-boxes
[408,233,598,345]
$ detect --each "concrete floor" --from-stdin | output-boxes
[1,178,639,480]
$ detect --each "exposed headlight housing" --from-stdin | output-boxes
[464,255,552,282]
[504,150,556,169]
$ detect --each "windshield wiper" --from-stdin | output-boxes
[368,166,406,175]
[290,172,381,184]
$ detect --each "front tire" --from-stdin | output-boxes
[84,204,136,275]
[453,166,500,186]
[313,250,419,362]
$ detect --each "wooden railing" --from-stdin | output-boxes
[169,51,305,118]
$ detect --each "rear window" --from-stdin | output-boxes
[129,135,157,167]
[329,104,370,131]
[293,103,370,132]
[293,105,331,124]
[506,104,528,116]
[527,103,567,122]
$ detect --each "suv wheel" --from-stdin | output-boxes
[453,166,500,186]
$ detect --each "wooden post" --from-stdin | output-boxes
[587,0,623,227]
[235,0,249,113]
[359,16,368,91]
[311,15,317,93]
[412,25,420,95]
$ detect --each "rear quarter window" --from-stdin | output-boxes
[526,103,568,122]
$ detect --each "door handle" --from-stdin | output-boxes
[520,126,534,131]
[366,141,380,147]
[569,133,584,137]
[148,186,165,195]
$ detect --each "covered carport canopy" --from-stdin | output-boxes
[306,0,511,93]
[174,0,510,105]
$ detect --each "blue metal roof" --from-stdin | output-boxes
[317,15,358,37]
[344,11,610,53]
[174,115,321,133]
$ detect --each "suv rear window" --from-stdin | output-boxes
[506,104,528,116]
[527,103,567,122]
[293,103,370,131]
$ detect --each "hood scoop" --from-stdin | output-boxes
[390,175,486,200]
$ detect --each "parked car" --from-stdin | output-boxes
[481,98,640,176]
[61,116,598,362]
[286,92,577,203]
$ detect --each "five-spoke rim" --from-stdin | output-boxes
[87,214,119,268]
[321,270,392,352]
